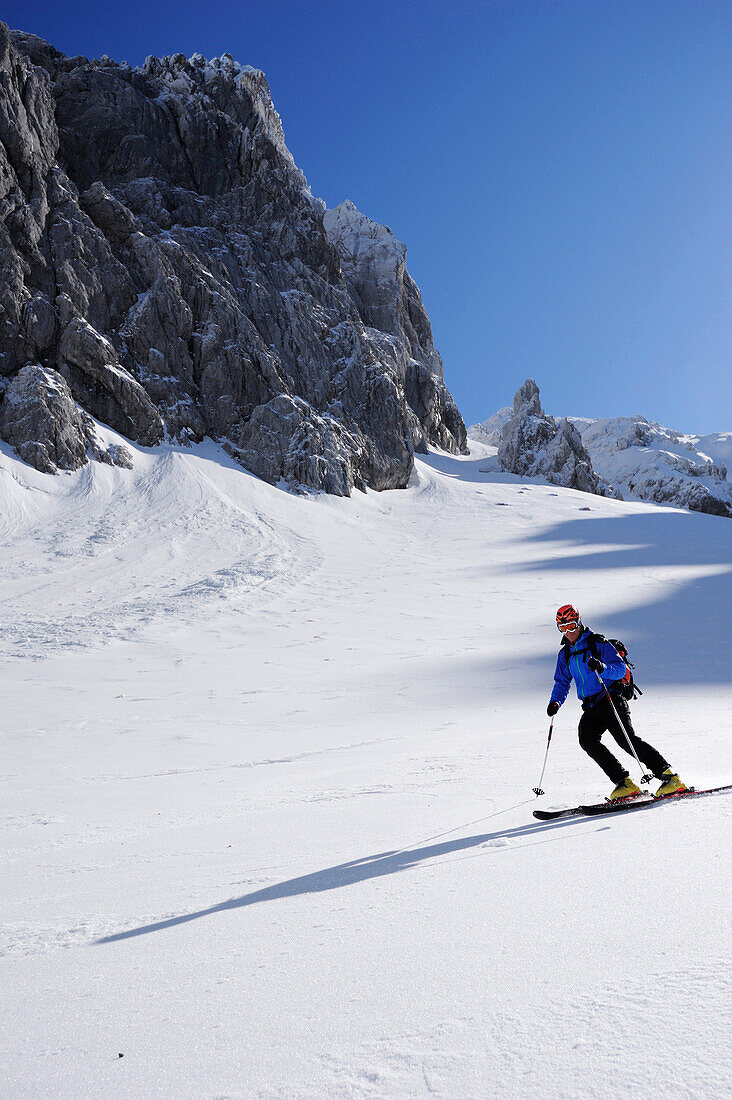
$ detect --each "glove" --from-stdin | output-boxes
[587,656,604,673]
[547,701,559,717]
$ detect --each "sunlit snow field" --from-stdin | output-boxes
[1,432,731,1098]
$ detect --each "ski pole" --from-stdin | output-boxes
[594,672,653,785]
[532,719,554,796]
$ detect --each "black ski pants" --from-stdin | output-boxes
[578,693,669,785]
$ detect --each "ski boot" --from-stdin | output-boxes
[655,769,687,798]
[609,775,641,801]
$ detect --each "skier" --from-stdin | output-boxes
[546,604,686,801]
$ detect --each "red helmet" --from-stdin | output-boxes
[556,604,581,631]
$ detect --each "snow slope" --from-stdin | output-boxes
[695,431,732,471]
[2,430,731,1098]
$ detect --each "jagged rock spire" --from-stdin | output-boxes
[498,379,608,495]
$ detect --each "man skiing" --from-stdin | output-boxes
[547,604,686,801]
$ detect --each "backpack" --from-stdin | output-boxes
[590,634,642,700]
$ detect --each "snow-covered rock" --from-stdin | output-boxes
[0,365,89,473]
[569,416,732,518]
[475,389,730,518]
[324,200,466,456]
[323,200,441,377]
[0,363,132,472]
[497,379,608,495]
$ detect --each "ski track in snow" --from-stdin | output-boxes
[1,436,731,1098]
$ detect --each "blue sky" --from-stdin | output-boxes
[6,0,731,432]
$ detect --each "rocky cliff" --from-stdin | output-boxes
[0,24,466,491]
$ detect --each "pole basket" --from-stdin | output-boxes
[532,787,545,797]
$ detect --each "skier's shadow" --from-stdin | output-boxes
[96,812,598,944]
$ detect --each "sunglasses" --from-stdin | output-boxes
[558,621,579,632]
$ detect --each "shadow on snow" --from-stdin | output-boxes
[96,810,600,944]
[422,452,732,687]
[515,511,732,685]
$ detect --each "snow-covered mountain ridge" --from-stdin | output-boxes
[566,415,732,517]
[471,399,732,518]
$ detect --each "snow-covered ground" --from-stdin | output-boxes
[2,432,731,1099]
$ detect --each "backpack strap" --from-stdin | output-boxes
[586,632,605,660]
[561,630,602,656]
[565,632,644,699]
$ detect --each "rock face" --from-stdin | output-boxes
[0,365,88,472]
[498,380,608,495]
[570,415,732,518]
[323,201,466,458]
[0,25,466,491]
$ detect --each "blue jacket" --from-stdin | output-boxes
[550,628,627,708]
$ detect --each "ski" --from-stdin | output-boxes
[533,783,732,821]
[534,795,651,820]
